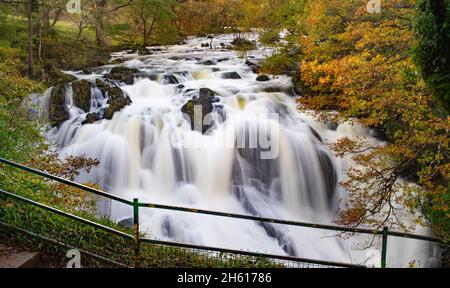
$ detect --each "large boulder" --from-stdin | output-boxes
[92,79,133,121]
[163,75,179,84]
[182,88,216,134]
[72,80,92,112]
[245,59,261,73]
[49,85,69,127]
[104,86,132,120]
[82,112,101,125]
[256,75,270,82]
[231,38,257,50]
[222,72,241,79]
[105,66,139,85]
[45,66,77,86]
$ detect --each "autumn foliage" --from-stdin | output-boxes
[298,0,449,239]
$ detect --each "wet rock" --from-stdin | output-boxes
[45,66,77,86]
[95,79,132,120]
[82,112,101,125]
[222,72,241,79]
[231,38,257,50]
[163,75,179,84]
[317,149,338,208]
[212,68,221,72]
[286,64,303,95]
[201,60,216,66]
[199,88,215,100]
[245,59,261,73]
[104,91,132,120]
[49,85,69,127]
[182,88,216,134]
[72,80,92,112]
[256,75,270,82]
[327,120,339,131]
[137,48,152,55]
[106,66,139,85]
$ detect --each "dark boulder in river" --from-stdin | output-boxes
[182,88,216,134]
[106,66,140,85]
[72,80,92,112]
[82,112,101,125]
[49,85,69,127]
[222,72,241,79]
[256,75,270,82]
[104,87,132,120]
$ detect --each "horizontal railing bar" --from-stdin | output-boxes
[139,202,383,235]
[140,237,365,268]
[0,157,132,205]
[0,221,131,268]
[0,189,134,240]
[1,157,446,245]
[387,230,447,244]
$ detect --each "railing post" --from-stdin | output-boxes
[133,198,140,268]
[381,226,388,268]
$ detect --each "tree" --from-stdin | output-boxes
[130,0,176,47]
[298,0,449,241]
[413,0,450,112]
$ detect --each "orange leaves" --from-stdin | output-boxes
[299,0,449,235]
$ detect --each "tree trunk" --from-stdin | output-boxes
[27,0,34,78]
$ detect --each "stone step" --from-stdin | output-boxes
[0,243,40,268]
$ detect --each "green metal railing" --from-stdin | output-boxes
[0,157,447,268]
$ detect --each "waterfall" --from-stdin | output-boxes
[45,34,436,267]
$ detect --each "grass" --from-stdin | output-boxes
[0,165,283,268]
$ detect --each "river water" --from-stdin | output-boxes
[42,34,437,267]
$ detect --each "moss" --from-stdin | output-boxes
[72,80,92,112]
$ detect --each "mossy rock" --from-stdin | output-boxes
[45,66,77,87]
[106,66,140,85]
[181,88,216,134]
[48,85,69,127]
[82,113,101,125]
[72,80,92,112]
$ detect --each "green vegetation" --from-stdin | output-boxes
[0,0,449,267]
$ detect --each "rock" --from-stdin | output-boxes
[72,80,92,112]
[163,75,179,84]
[199,88,215,100]
[245,59,261,73]
[106,66,139,85]
[201,60,216,66]
[231,38,257,50]
[182,88,216,134]
[286,64,303,95]
[137,48,152,55]
[104,87,132,120]
[45,66,77,86]
[327,121,339,131]
[222,72,242,79]
[82,112,101,125]
[49,85,69,127]
[94,79,132,120]
[256,75,270,82]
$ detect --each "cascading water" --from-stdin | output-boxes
[43,34,438,267]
